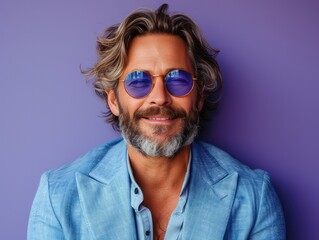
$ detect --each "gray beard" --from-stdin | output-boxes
[118,106,200,158]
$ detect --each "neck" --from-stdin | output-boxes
[127,144,190,191]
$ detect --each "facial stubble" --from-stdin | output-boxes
[118,100,200,158]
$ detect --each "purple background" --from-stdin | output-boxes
[1,0,318,239]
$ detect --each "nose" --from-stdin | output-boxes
[146,75,172,106]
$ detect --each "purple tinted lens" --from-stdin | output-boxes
[166,70,193,96]
[125,71,152,98]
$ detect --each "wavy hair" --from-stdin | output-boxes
[83,4,222,130]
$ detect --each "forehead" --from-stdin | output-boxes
[124,34,193,73]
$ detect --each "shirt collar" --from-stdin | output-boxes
[127,150,192,212]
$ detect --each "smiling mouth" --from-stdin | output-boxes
[142,116,177,124]
[135,106,186,123]
[146,117,172,121]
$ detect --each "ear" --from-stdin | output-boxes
[106,89,120,116]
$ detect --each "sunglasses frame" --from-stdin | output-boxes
[119,69,197,99]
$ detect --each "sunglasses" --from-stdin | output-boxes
[120,69,197,98]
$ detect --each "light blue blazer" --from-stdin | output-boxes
[28,138,285,239]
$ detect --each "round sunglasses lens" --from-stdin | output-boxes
[166,70,193,96]
[125,71,152,98]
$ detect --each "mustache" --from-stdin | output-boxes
[134,106,187,120]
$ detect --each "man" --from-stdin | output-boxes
[28,4,285,240]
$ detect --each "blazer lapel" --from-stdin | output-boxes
[183,142,239,239]
[76,140,137,240]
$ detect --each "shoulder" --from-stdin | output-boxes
[44,137,125,188]
[192,140,269,187]
[28,137,127,238]
[192,141,285,238]
[192,140,282,216]
[193,141,265,174]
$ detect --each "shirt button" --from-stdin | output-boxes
[145,230,150,236]
[134,188,139,194]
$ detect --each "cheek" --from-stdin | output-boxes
[178,93,199,112]
[117,90,144,117]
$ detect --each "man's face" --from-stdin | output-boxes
[108,34,203,157]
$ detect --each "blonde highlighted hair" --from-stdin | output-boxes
[83,4,222,130]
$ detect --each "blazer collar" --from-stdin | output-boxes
[75,139,238,239]
[76,139,137,240]
[183,141,239,238]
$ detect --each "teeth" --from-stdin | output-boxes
[149,118,170,120]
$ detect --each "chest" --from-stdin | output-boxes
[151,207,173,240]
[135,194,182,240]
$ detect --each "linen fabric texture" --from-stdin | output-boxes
[28,138,285,239]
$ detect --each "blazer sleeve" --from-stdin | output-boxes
[28,173,64,240]
[250,172,286,240]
